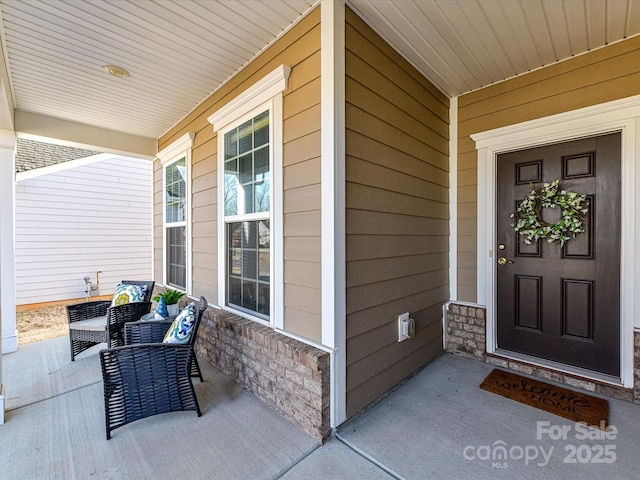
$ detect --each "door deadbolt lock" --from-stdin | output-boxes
[498,244,506,250]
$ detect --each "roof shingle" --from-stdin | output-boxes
[15,139,101,173]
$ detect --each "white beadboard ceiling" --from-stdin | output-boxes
[350,0,640,98]
[0,0,639,142]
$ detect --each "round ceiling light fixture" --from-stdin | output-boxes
[103,65,130,79]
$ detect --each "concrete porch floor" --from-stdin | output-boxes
[1,336,639,479]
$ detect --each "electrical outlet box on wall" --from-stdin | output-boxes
[398,312,415,342]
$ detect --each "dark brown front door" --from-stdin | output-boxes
[496,133,621,377]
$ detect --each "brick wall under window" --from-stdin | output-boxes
[169,294,331,442]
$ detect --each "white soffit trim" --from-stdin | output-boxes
[208,65,291,132]
[15,111,156,159]
[471,94,640,389]
[157,132,195,164]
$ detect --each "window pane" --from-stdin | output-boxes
[224,130,237,160]
[258,250,269,282]
[242,280,257,311]
[167,226,186,289]
[254,146,269,175]
[166,157,186,223]
[227,220,270,319]
[224,159,238,216]
[257,283,269,315]
[254,111,269,147]
[239,153,253,184]
[238,119,253,154]
[254,173,270,213]
[228,277,242,306]
[242,184,255,215]
[254,146,270,213]
[223,111,270,217]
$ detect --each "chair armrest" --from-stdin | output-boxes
[100,343,193,385]
[66,300,111,324]
[107,302,152,331]
[125,320,173,345]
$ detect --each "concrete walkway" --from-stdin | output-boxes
[2,336,639,479]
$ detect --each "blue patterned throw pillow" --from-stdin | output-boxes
[111,283,146,307]
[154,297,168,319]
[163,303,196,344]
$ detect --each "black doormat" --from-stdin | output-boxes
[480,369,609,429]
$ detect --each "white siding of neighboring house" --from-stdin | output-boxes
[15,155,153,305]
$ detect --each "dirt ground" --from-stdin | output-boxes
[16,305,71,345]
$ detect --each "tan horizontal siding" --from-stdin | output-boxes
[347,269,448,315]
[284,157,320,190]
[347,130,449,187]
[283,307,321,341]
[347,298,449,344]
[284,260,321,288]
[347,104,448,172]
[347,305,443,367]
[347,184,447,219]
[347,155,448,204]
[347,253,449,288]
[283,131,321,167]
[347,234,448,262]
[346,329,443,417]
[154,6,322,334]
[284,236,321,263]
[284,184,321,214]
[345,17,448,123]
[346,77,448,155]
[279,13,321,341]
[456,34,640,303]
[344,8,449,418]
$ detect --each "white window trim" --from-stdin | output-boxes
[210,66,288,328]
[208,65,290,131]
[471,94,640,389]
[157,132,194,294]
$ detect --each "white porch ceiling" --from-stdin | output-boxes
[350,0,640,98]
[0,0,638,145]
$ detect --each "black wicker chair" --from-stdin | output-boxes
[67,280,154,361]
[99,296,207,440]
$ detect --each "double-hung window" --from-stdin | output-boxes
[223,111,271,320]
[157,133,194,293]
[210,65,289,326]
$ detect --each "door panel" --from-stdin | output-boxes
[496,133,621,377]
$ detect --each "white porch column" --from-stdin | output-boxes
[321,0,346,427]
[0,129,16,425]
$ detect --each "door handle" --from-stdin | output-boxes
[497,257,513,265]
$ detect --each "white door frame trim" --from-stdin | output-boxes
[471,95,640,388]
